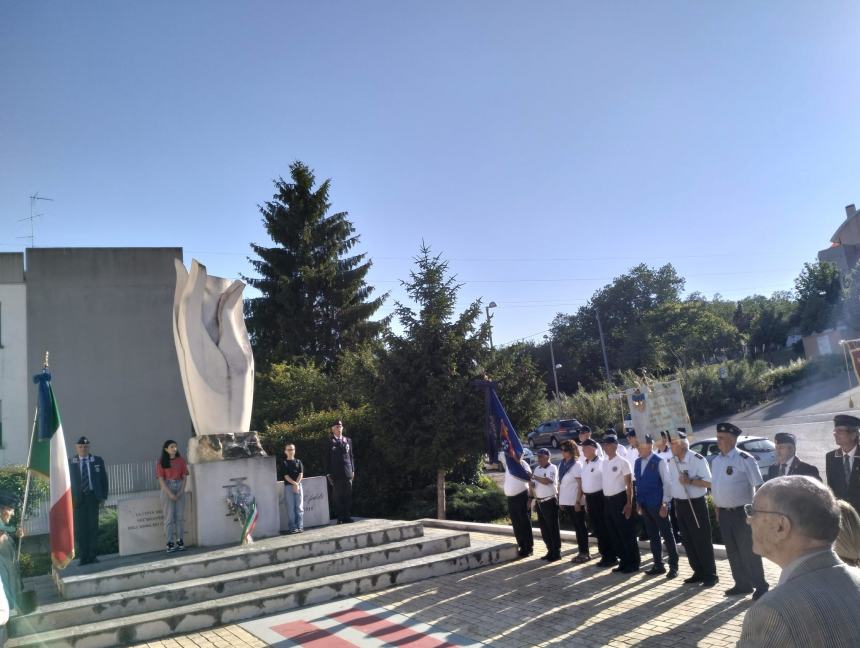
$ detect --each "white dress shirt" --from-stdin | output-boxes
[665,449,711,500]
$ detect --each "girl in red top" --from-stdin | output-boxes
[156,440,189,552]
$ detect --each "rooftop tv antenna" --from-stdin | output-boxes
[18,193,54,247]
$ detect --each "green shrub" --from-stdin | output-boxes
[96,507,118,556]
[0,466,50,527]
[19,552,52,578]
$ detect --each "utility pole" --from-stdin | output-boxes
[544,334,562,418]
[595,307,611,384]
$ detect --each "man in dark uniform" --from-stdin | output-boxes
[826,414,860,515]
[767,432,820,481]
[324,419,355,524]
[69,436,108,565]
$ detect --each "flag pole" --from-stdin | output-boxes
[18,352,49,562]
[17,406,39,563]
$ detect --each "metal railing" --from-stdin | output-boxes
[22,460,159,535]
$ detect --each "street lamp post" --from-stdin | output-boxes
[485,301,497,350]
[544,335,563,417]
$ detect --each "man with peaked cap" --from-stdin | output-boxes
[711,422,769,600]
[826,414,860,515]
[577,425,603,458]
[666,430,718,586]
[531,448,561,561]
[579,438,616,567]
[601,434,640,573]
[69,436,109,565]
[767,432,820,481]
[324,419,355,524]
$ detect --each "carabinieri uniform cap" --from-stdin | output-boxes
[602,434,618,444]
[834,414,860,429]
[578,425,591,434]
[774,432,796,445]
[626,429,636,438]
[716,422,742,436]
[76,436,90,445]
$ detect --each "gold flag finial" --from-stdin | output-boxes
[43,351,49,369]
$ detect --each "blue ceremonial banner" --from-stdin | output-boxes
[489,389,531,481]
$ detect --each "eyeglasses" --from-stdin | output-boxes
[743,504,788,520]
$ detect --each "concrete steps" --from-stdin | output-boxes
[9,520,517,648]
[57,518,424,598]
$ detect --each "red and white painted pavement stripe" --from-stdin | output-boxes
[241,598,485,647]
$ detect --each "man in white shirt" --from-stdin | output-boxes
[558,441,589,562]
[601,434,639,574]
[666,432,719,587]
[503,452,534,558]
[531,448,561,561]
[580,439,615,567]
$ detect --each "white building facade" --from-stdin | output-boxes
[0,253,30,464]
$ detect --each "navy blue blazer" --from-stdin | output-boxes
[69,454,109,502]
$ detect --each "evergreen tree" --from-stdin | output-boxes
[245,162,387,368]
[375,244,490,519]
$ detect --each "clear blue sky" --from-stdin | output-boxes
[2,1,859,346]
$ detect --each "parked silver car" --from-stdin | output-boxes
[689,436,777,472]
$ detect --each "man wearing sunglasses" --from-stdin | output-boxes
[739,475,860,648]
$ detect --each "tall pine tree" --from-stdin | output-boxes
[375,244,490,519]
[245,162,387,368]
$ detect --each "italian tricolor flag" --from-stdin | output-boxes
[29,371,75,569]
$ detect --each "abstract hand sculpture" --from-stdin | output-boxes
[173,259,254,436]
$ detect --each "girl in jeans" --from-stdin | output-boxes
[157,440,189,552]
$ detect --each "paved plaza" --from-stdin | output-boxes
[130,530,780,648]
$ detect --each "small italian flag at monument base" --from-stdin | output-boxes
[29,370,75,569]
[242,501,258,545]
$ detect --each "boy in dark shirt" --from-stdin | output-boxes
[277,444,304,533]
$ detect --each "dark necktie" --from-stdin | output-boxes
[845,455,852,484]
[779,464,787,476]
[81,460,91,492]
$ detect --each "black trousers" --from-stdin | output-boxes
[674,496,717,579]
[560,505,590,555]
[536,497,561,557]
[331,478,353,522]
[604,492,640,570]
[641,504,679,569]
[718,506,768,590]
[507,492,533,553]
[584,491,615,562]
[73,491,100,562]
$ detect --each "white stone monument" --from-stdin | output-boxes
[173,259,279,546]
[118,492,197,556]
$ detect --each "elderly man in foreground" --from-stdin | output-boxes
[738,475,860,648]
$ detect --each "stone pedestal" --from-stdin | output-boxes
[189,455,279,546]
[118,492,197,556]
